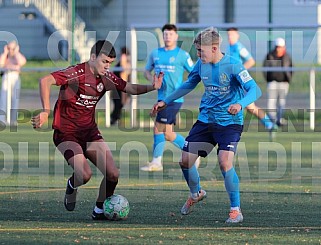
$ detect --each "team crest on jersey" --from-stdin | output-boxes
[239,70,252,83]
[219,72,230,86]
[169,56,175,63]
[97,82,104,92]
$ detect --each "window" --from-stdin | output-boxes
[178,0,199,23]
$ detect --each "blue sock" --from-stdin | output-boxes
[153,133,165,158]
[172,133,185,149]
[260,114,274,129]
[222,168,240,208]
[181,165,201,194]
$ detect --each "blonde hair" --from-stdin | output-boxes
[193,27,222,46]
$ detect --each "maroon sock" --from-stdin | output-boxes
[106,179,118,197]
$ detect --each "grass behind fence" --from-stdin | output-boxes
[15,60,321,95]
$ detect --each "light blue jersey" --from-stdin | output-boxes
[163,54,262,126]
[228,41,253,64]
[145,47,194,103]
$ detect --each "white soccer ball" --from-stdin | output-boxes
[103,194,130,220]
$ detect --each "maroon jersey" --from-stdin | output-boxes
[51,62,127,132]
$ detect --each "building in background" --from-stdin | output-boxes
[0,0,319,63]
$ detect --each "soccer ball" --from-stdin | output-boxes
[103,194,130,221]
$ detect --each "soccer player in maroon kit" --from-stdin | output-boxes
[32,40,163,220]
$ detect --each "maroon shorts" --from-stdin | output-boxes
[53,128,103,162]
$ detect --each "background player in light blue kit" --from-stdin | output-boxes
[151,27,262,223]
[141,24,196,171]
[227,27,277,140]
[227,27,276,140]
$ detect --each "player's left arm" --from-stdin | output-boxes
[243,57,255,70]
[124,72,164,95]
[237,71,262,109]
[183,52,194,72]
[239,46,255,70]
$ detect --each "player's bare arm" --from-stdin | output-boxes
[31,74,56,128]
[125,72,163,94]
[243,57,255,70]
[227,103,242,115]
[143,70,154,83]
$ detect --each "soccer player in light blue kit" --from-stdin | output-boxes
[141,24,195,171]
[227,28,276,140]
[151,27,262,223]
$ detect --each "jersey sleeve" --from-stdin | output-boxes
[51,65,81,86]
[145,50,155,72]
[104,71,127,91]
[183,51,194,72]
[163,61,201,105]
[235,65,262,108]
[239,44,253,62]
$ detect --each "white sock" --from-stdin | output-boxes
[151,156,162,165]
[94,206,104,214]
[191,191,202,199]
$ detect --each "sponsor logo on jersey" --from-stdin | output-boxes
[155,64,175,73]
[238,70,252,83]
[97,82,104,92]
[80,94,99,100]
[76,94,98,108]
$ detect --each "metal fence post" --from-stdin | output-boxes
[309,68,315,130]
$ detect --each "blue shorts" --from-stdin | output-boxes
[156,102,182,125]
[183,120,243,157]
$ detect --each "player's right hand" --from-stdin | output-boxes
[31,111,49,128]
[152,72,164,90]
[150,101,166,117]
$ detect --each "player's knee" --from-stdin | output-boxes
[164,132,175,141]
[179,159,189,169]
[164,134,170,141]
[219,162,233,172]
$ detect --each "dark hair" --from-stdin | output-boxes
[226,27,238,32]
[90,40,116,58]
[162,24,178,33]
[120,46,130,55]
